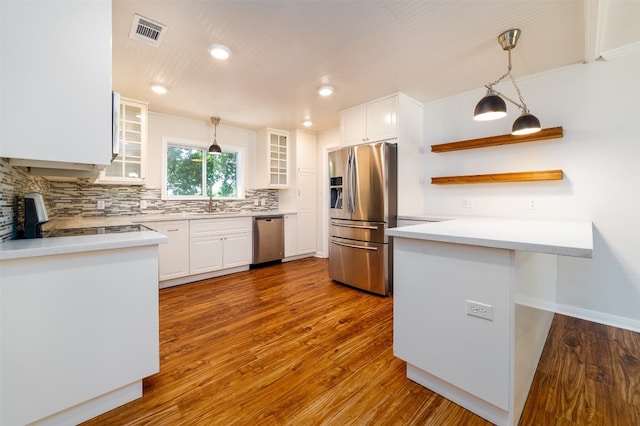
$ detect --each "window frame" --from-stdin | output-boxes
[161,136,245,201]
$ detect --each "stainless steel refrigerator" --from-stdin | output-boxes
[328,141,397,296]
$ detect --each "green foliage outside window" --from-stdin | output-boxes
[166,145,238,198]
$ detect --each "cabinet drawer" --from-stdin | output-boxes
[190,217,252,237]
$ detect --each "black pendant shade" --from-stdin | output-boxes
[208,142,222,154]
[473,94,507,121]
[209,116,222,154]
[512,113,541,135]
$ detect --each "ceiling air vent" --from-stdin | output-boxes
[129,14,167,47]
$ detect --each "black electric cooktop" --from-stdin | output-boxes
[45,224,151,238]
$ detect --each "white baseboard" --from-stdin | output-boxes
[555,303,640,333]
[30,381,141,426]
[159,265,249,288]
[515,295,640,333]
[406,364,512,426]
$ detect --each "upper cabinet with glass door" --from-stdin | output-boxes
[255,128,289,188]
[98,98,147,184]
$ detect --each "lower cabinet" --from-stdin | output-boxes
[190,234,223,274]
[189,217,252,275]
[297,210,316,254]
[152,220,190,281]
[283,212,316,259]
[284,214,297,257]
[222,232,252,268]
[149,217,252,286]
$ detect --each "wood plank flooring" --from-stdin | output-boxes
[82,258,640,425]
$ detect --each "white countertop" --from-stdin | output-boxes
[0,231,168,261]
[387,217,593,258]
[0,211,293,261]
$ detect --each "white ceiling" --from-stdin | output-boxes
[112,0,640,132]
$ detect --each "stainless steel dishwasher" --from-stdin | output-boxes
[252,215,284,265]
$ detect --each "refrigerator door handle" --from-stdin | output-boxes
[348,149,357,213]
[330,221,378,230]
[345,149,353,213]
[331,240,378,251]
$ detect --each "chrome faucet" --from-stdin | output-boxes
[208,194,215,213]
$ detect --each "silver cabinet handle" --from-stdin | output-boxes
[331,222,378,230]
[166,228,180,232]
[331,240,378,251]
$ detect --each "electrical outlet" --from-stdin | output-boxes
[140,200,147,209]
[254,199,259,206]
[462,198,473,208]
[261,198,266,206]
[97,200,105,210]
[466,300,493,321]
[528,199,536,210]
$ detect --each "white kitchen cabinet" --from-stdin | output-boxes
[222,232,252,268]
[340,106,367,147]
[153,221,190,280]
[340,93,422,146]
[255,128,290,188]
[0,0,113,170]
[280,130,317,258]
[341,95,399,146]
[190,234,224,274]
[189,217,252,274]
[284,214,298,257]
[292,130,318,173]
[296,172,317,254]
[295,133,317,257]
[99,97,148,184]
[0,241,161,425]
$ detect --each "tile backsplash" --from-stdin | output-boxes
[0,159,51,241]
[50,183,277,217]
[0,159,278,242]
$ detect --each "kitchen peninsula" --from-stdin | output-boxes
[387,217,593,426]
[0,230,167,425]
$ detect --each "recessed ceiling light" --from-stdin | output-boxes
[302,120,313,127]
[317,86,333,96]
[150,84,168,94]
[208,44,231,60]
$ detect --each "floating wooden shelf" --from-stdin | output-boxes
[431,169,563,185]
[431,126,563,153]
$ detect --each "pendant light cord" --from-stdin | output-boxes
[487,48,529,113]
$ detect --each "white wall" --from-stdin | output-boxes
[146,112,256,190]
[421,52,640,328]
[316,128,340,258]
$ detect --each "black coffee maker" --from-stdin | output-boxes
[24,193,49,238]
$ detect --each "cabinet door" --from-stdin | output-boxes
[255,129,290,188]
[296,131,317,173]
[297,210,317,255]
[267,133,289,186]
[100,98,147,184]
[190,236,223,275]
[0,1,112,166]
[156,221,190,280]
[284,214,297,257]
[366,96,398,142]
[297,172,317,254]
[223,233,252,268]
[340,106,367,147]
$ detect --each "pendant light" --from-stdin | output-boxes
[473,29,541,135]
[209,116,222,154]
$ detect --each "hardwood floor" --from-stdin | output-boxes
[82,258,640,425]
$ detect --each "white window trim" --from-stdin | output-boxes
[161,136,245,201]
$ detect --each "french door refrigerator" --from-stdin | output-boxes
[328,141,397,296]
